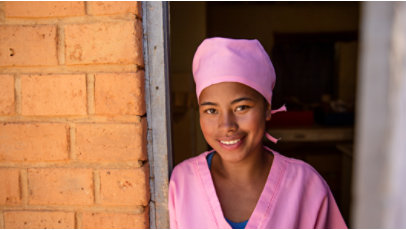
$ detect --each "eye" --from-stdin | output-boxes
[204,108,217,114]
[235,105,250,112]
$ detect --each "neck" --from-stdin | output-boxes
[212,146,273,184]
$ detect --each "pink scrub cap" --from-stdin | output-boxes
[193,37,275,105]
[192,37,286,143]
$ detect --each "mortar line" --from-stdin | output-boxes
[86,74,95,115]
[84,1,90,16]
[0,16,135,26]
[0,210,4,228]
[0,64,139,74]
[0,115,143,124]
[0,1,5,23]
[69,123,76,161]
[20,169,28,207]
[93,170,101,205]
[0,205,145,213]
[57,24,65,65]
[0,161,144,169]
[75,211,81,229]
[14,75,21,115]
[135,2,143,21]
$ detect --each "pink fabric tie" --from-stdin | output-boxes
[266,104,287,143]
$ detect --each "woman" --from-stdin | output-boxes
[168,37,347,229]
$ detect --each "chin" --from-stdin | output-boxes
[212,146,248,162]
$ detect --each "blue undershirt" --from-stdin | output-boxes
[207,152,248,229]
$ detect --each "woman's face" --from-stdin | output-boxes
[199,82,271,163]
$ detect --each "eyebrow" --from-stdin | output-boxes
[231,97,254,104]
[199,97,254,106]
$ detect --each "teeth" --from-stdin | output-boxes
[220,139,240,145]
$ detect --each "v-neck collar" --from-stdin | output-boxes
[195,146,286,229]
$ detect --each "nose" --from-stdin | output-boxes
[218,110,238,134]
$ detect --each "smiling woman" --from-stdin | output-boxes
[199,82,270,164]
[168,37,347,229]
[199,82,273,224]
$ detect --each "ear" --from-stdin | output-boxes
[265,103,272,121]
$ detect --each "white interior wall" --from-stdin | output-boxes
[353,2,406,228]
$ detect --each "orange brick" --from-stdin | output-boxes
[64,21,144,65]
[5,2,85,18]
[28,168,93,205]
[95,72,145,115]
[0,169,21,205]
[0,123,68,162]
[87,1,141,16]
[4,211,75,229]
[0,75,15,115]
[99,166,149,206]
[81,211,148,229]
[21,74,86,116]
[76,121,147,162]
[0,25,58,67]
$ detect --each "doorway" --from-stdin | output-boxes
[169,2,359,226]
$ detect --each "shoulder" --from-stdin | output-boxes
[169,150,211,184]
[273,151,330,194]
[168,151,213,202]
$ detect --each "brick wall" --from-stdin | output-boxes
[0,2,149,228]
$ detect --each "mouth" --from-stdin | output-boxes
[219,139,240,145]
[218,136,245,150]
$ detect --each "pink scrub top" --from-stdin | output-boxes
[168,147,347,229]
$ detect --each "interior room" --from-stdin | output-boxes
[169,2,359,226]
